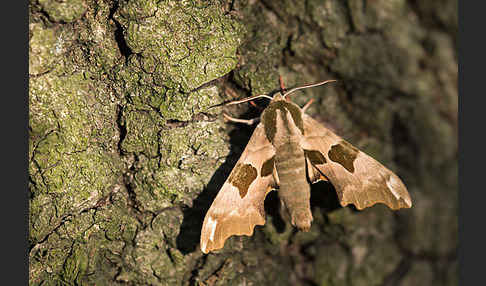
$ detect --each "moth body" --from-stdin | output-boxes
[261,95,313,231]
[274,141,312,230]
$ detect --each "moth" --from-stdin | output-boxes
[200,79,412,254]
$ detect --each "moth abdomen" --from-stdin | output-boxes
[275,142,313,231]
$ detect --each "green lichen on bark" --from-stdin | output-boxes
[29,71,123,243]
[127,112,230,212]
[114,0,242,92]
[29,23,60,76]
[38,0,87,23]
[30,0,241,285]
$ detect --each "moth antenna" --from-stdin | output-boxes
[283,79,337,98]
[207,93,273,109]
[224,94,273,106]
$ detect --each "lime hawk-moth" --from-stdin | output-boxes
[200,79,412,254]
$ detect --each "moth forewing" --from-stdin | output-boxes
[200,123,276,254]
[300,114,412,210]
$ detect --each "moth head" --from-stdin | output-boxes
[270,92,286,103]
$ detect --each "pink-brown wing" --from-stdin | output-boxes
[200,123,276,253]
[300,114,412,210]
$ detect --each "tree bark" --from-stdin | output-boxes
[29,0,457,285]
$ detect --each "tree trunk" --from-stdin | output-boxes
[29,0,457,285]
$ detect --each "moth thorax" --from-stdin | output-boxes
[262,100,305,146]
[273,109,304,146]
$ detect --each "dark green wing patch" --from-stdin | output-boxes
[228,163,258,198]
[260,156,275,177]
[328,140,359,173]
[304,150,327,165]
[261,100,304,143]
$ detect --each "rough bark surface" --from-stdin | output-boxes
[29,0,457,285]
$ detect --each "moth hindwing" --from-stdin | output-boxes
[200,82,412,253]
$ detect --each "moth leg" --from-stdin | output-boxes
[305,155,329,183]
[302,98,314,113]
[249,100,265,111]
[272,164,280,186]
[279,75,288,95]
[225,86,239,99]
[223,113,260,125]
